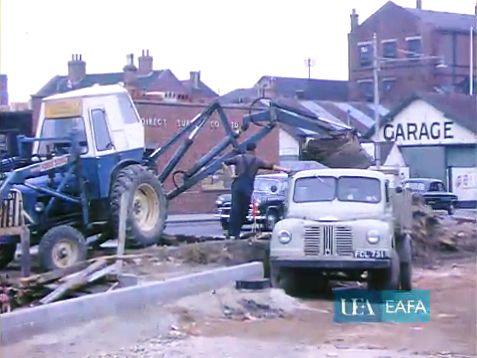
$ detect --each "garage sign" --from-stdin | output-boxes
[383,121,454,142]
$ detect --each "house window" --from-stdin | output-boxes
[382,78,396,93]
[358,80,373,101]
[406,37,422,58]
[382,40,397,58]
[358,43,373,67]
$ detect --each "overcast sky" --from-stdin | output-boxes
[0,0,474,102]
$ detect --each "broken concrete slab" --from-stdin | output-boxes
[0,261,264,346]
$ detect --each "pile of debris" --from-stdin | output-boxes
[410,196,476,265]
[223,298,288,321]
[0,254,151,313]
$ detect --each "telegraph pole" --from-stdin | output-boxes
[372,33,381,170]
[304,58,315,79]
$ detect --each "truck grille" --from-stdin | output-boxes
[0,190,23,229]
[304,225,353,257]
[335,226,353,256]
[304,226,320,255]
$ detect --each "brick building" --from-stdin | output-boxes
[348,1,477,104]
[31,52,280,214]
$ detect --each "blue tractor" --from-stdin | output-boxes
[0,84,353,271]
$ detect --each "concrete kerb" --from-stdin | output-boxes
[0,261,264,346]
[166,217,219,224]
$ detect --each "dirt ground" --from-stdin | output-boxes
[2,257,475,358]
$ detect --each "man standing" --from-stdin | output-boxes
[222,142,290,239]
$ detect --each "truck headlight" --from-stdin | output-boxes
[277,230,292,244]
[367,229,380,244]
[215,199,224,206]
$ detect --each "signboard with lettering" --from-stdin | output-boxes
[383,121,453,142]
[44,99,82,119]
[141,117,240,130]
[449,167,477,202]
[377,100,476,146]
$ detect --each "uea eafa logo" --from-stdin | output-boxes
[333,289,430,323]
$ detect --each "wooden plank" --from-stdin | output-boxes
[39,260,107,305]
[87,264,117,283]
[20,227,31,278]
[19,261,89,287]
[115,194,128,275]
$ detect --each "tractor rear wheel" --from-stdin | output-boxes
[110,165,167,247]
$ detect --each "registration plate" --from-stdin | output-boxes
[354,249,387,259]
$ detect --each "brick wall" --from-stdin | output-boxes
[348,3,476,104]
[136,100,279,214]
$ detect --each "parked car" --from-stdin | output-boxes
[401,178,458,215]
[216,173,289,232]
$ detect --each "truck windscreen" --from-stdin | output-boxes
[294,176,381,203]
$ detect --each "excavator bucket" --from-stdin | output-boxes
[302,131,373,169]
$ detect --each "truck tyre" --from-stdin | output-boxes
[110,165,167,247]
[400,262,412,291]
[269,262,280,287]
[447,203,455,215]
[0,244,16,269]
[39,225,87,271]
[279,269,303,297]
[220,218,229,232]
[367,249,400,291]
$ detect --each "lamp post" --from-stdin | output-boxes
[371,32,446,170]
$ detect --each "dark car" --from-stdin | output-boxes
[216,173,289,232]
[401,178,458,215]
[216,161,328,232]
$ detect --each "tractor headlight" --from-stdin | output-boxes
[367,229,380,244]
[277,230,292,244]
[34,202,45,213]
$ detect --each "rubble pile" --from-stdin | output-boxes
[223,298,288,321]
[410,196,476,265]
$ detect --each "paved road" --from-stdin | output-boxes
[164,221,262,238]
[164,221,224,238]
[454,208,476,219]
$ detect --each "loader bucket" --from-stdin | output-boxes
[302,132,373,169]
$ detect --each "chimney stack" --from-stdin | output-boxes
[416,0,422,9]
[68,54,86,85]
[190,71,201,90]
[123,53,138,85]
[138,49,153,75]
[350,8,359,32]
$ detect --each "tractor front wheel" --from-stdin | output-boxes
[38,225,87,271]
[0,244,16,269]
[110,165,167,247]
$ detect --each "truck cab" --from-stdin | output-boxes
[269,168,412,295]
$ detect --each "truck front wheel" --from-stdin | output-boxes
[110,165,167,247]
[367,249,400,290]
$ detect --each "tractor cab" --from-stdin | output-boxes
[34,84,145,159]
